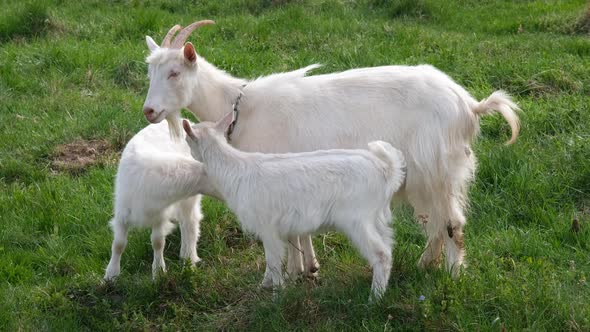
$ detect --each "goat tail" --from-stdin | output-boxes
[271,63,321,80]
[472,90,521,145]
[293,64,322,77]
[368,140,406,194]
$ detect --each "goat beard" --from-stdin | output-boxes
[166,111,183,142]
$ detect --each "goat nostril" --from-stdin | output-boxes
[143,107,155,117]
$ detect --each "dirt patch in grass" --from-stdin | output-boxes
[50,139,117,175]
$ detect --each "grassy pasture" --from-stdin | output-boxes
[0,0,589,330]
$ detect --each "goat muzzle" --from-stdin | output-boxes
[143,107,156,122]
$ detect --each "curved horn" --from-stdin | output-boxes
[171,20,215,49]
[162,24,182,48]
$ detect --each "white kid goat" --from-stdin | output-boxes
[182,113,406,301]
[104,121,219,280]
[142,21,520,278]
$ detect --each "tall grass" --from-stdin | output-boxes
[0,2,50,43]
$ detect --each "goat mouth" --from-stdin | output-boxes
[146,111,166,124]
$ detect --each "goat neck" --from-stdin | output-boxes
[187,57,247,122]
[198,132,251,200]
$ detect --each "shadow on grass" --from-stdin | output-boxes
[49,254,442,330]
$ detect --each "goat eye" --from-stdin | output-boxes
[168,71,179,79]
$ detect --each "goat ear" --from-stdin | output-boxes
[183,119,195,139]
[215,111,234,132]
[183,42,197,65]
[146,36,159,52]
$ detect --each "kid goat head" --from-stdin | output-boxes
[143,20,214,137]
[182,112,234,161]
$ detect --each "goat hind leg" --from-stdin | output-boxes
[416,209,444,269]
[444,204,467,278]
[300,235,320,278]
[286,236,304,280]
[409,194,444,269]
[343,222,392,302]
[151,224,171,280]
[418,232,444,269]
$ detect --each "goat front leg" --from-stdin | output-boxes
[343,221,392,303]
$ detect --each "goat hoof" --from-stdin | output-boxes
[103,275,117,282]
[260,279,273,290]
[286,272,303,282]
[192,256,202,265]
[417,256,442,270]
[286,265,305,280]
[448,262,466,279]
[305,271,321,281]
[306,261,320,277]
[103,269,120,281]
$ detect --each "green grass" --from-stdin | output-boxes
[1,0,589,330]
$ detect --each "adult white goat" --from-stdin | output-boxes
[142,21,520,278]
[104,121,219,280]
[183,113,406,301]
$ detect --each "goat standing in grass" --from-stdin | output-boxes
[142,21,520,278]
[104,121,219,280]
[183,113,406,301]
